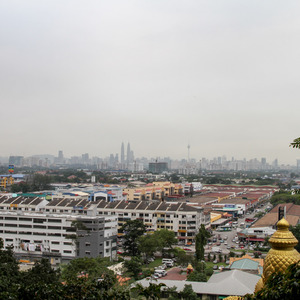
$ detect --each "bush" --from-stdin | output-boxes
[187,271,207,282]
[205,267,214,277]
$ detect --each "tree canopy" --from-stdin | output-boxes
[270,191,300,206]
[195,224,211,261]
[290,137,300,149]
[121,219,146,256]
[0,239,130,299]
[245,263,300,300]
[138,229,177,259]
[61,256,113,282]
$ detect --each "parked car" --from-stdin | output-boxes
[183,248,192,251]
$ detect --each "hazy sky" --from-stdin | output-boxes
[1,1,300,164]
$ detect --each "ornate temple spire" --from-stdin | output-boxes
[255,217,300,292]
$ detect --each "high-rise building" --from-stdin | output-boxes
[127,142,131,165]
[121,142,125,165]
[57,150,64,164]
[8,156,23,167]
[297,159,300,171]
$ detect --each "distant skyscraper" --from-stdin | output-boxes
[121,142,125,164]
[58,150,64,164]
[58,150,63,160]
[127,142,131,165]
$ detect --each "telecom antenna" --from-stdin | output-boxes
[187,144,190,162]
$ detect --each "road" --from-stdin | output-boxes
[205,201,269,256]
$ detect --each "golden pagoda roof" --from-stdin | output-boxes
[255,217,300,293]
[268,217,298,249]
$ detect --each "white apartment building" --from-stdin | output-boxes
[43,198,208,244]
[0,196,117,264]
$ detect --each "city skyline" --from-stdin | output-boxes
[1,1,300,164]
[2,146,295,169]
[1,142,299,167]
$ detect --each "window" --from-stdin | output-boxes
[19,218,32,222]
[33,219,46,224]
[63,250,72,253]
[33,225,46,229]
[85,251,91,255]
[51,241,60,245]
[5,217,17,220]
[19,224,32,228]
[63,242,73,245]
[48,219,62,223]
[48,226,61,230]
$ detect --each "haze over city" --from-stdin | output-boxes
[1,1,300,164]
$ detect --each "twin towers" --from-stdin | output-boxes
[121,142,134,166]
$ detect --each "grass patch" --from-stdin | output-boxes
[146,258,162,269]
[206,262,227,268]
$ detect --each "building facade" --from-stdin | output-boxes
[0,196,117,264]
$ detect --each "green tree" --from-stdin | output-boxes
[0,239,20,299]
[290,224,300,252]
[61,256,113,282]
[290,137,300,149]
[21,258,60,286]
[244,263,300,300]
[255,212,265,219]
[124,256,143,279]
[207,253,211,262]
[139,234,158,260]
[180,284,198,300]
[29,174,52,191]
[121,219,146,256]
[229,251,235,257]
[62,272,129,300]
[218,254,223,262]
[153,229,177,256]
[187,270,207,282]
[173,247,192,267]
[195,224,211,261]
[205,267,214,277]
[131,282,166,300]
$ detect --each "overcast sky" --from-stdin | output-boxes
[1,1,300,164]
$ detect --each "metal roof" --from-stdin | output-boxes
[135,270,260,296]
